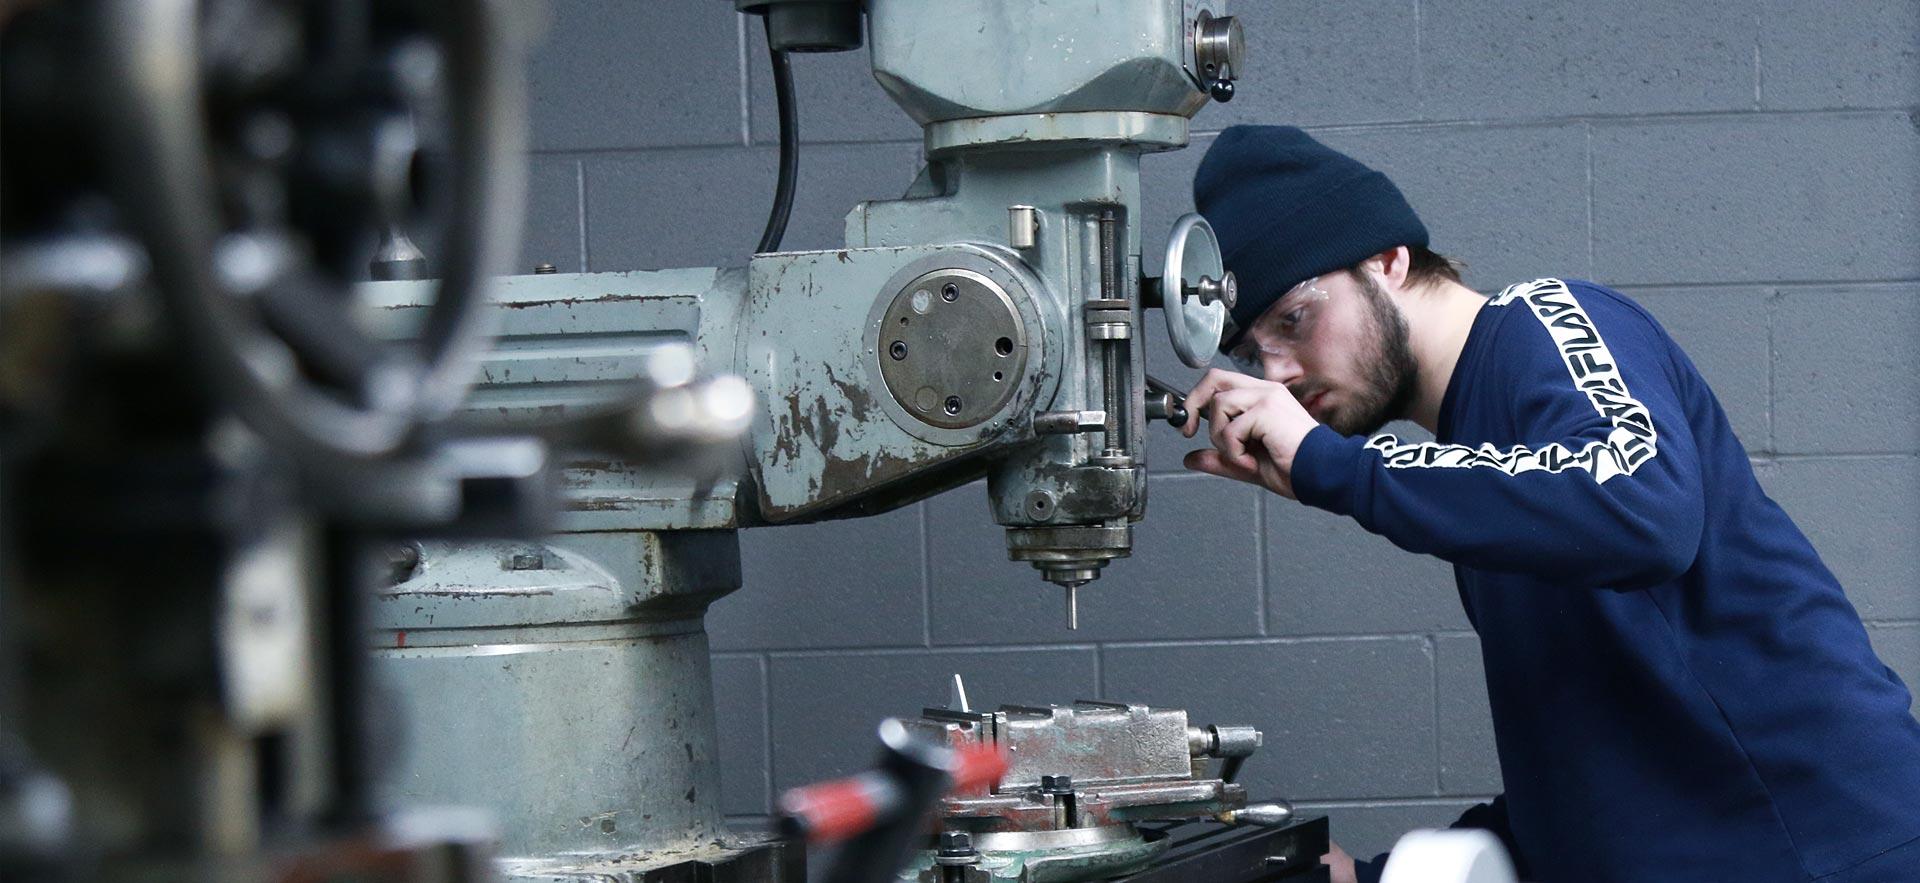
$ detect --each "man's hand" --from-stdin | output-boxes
[1324,841,1359,883]
[1180,369,1319,498]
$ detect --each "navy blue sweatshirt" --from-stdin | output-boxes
[1291,279,1920,883]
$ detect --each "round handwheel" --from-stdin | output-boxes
[1160,213,1234,369]
[94,0,526,466]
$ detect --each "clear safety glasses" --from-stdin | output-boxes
[1226,275,1332,375]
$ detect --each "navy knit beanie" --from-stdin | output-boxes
[1194,125,1428,350]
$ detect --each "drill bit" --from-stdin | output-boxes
[1065,583,1080,629]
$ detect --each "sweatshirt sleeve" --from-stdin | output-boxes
[1289,279,1704,589]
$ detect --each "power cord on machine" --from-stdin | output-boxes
[757,15,798,254]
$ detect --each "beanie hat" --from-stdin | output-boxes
[1193,125,1428,351]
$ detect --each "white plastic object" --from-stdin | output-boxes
[1378,829,1519,883]
[1160,212,1230,369]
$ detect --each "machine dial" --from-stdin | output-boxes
[1193,10,1244,102]
[877,268,1029,430]
[1159,213,1233,369]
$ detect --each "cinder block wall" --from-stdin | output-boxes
[513,0,1920,859]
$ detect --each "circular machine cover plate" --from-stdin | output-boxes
[1162,212,1230,368]
[877,268,1029,430]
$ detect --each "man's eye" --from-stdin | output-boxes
[1280,308,1305,329]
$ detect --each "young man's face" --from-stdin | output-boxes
[1225,269,1419,436]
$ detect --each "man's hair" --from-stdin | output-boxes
[1350,245,1465,289]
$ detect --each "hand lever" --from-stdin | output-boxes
[1144,374,1190,427]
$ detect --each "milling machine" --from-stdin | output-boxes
[367,0,1250,879]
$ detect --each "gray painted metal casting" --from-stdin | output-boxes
[368,0,1242,877]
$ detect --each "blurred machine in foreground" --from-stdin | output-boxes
[0,1,746,880]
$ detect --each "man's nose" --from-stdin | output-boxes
[1262,350,1303,387]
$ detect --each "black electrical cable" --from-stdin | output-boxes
[756,16,798,254]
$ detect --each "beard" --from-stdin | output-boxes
[1322,270,1420,436]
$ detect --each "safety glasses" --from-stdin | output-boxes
[1226,276,1331,375]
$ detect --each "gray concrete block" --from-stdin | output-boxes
[1102,639,1437,800]
[1199,0,1419,129]
[1865,624,1920,723]
[1434,635,1501,795]
[1757,457,1920,622]
[1625,288,1772,452]
[766,648,1098,790]
[1773,286,1920,455]
[1266,456,1473,636]
[711,654,771,815]
[711,503,927,652]
[926,476,1264,644]
[1760,0,1920,111]
[1315,125,1590,291]
[583,142,922,271]
[519,157,581,274]
[524,2,744,151]
[1420,0,1758,119]
[745,20,920,145]
[1138,134,1213,281]
[1293,800,1486,863]
[1592,114,1920,285]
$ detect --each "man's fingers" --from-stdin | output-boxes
[1183,448,1262,485]
[1205,388,1267,452]
[1181,369,1261,437]
[1219,408,1267,463]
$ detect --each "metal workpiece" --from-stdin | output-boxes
[867,0,1226,153]
[897,693,1271,882]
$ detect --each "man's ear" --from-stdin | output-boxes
[1367,245,1413,290]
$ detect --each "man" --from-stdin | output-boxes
[1182,125,1920,883]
